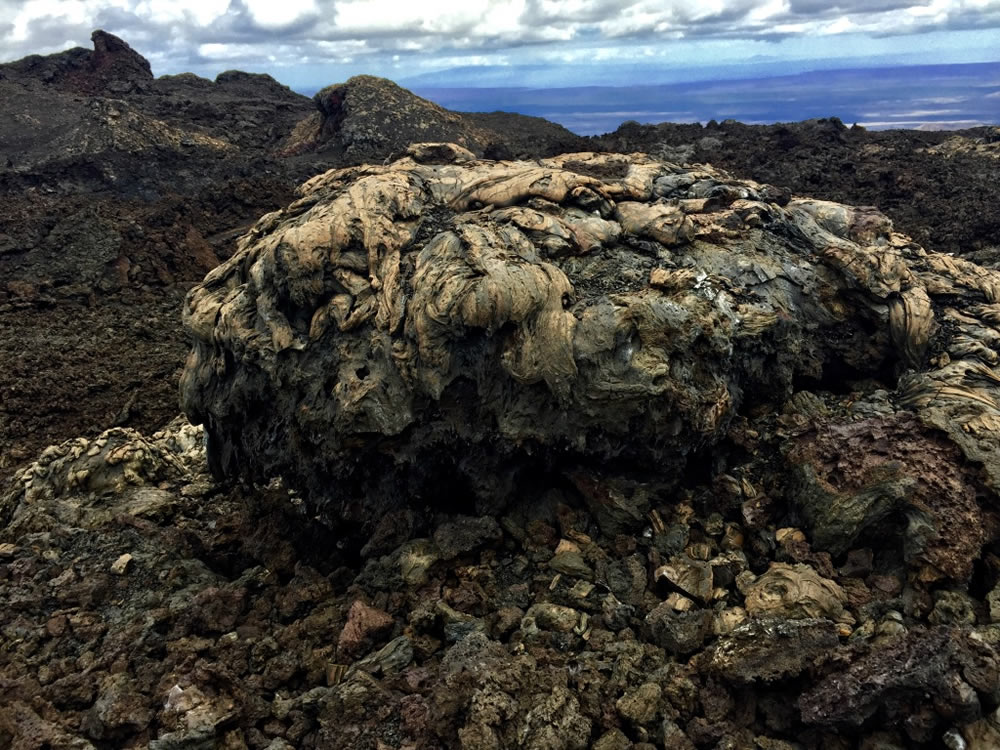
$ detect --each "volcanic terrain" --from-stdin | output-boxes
[2,31,1000,750]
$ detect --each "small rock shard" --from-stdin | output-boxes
[523,603,582,633]
[744,563,851,624]
[655,556,714,603]
[337,600,394,659]
[110,553,134,575]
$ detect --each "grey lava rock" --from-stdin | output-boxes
[181,146,1000,562]
[645,602,713,655]
[699,618,841,684]
[799,627,1000,728]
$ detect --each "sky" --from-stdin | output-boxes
[1,0,999,90]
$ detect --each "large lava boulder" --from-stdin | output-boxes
[181,143,1000,546]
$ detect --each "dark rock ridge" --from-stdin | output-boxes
[281,74,586,161]
[182,144,1000,591]
[0,31,311,190]
[0,29,152,95]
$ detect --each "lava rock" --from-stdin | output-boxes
[433,515,502,560]
[744,563,851,623]
[337,600,394,658]
[799,627,999,728]
[699,618,840,684]
[280,75,584,161]
[645,602,713,655]
[182,148,1000,560]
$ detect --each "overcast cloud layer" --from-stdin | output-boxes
[1,0,999,87]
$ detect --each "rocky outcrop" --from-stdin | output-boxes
[4,145,1000,747]
[182,145,801,518]
[181,145,1000,590]
[0,30,152,95]
[923,128,1000,160]
[0,417,205,531]
[86,30,154,93]
[0,38,310,191]
[281,75,586,161]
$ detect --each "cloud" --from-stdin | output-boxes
[1,0,999,82]
[244,0,319,28]
[786,0,926,14]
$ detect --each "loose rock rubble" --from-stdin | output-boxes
[2,402,999,747]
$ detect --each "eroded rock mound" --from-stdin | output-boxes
[182,144,1000,576]
[280,76,585,161]
[0,30,152,95]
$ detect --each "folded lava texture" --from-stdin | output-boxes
[181,143,1000,572]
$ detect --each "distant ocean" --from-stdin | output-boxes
[402,62,1000,136]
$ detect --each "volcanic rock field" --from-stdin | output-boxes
[2,31,1000,750]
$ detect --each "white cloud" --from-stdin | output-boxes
[245,0,318,28]
[1,0,999,82]
[334,0,530,39]
[135,0,228,25]
[11,0,106,40]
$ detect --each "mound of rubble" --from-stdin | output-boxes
[6,147,1000,748]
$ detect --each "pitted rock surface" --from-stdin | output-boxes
[0,416,205,532]
[183,146,1000,571]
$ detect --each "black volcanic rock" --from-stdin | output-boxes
[0,29,152,95]
[88,29,154,93]
[0,34,313,466]
[0,44,91,85]
[281,74,587,161]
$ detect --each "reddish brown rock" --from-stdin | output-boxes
[787,414,986,581]
[338,600,394,658]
